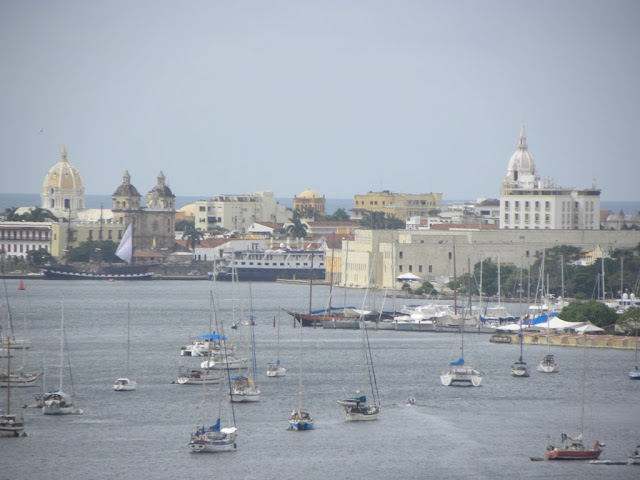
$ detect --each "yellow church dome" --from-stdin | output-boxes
[298,189,322,199]
[42,146,84,191]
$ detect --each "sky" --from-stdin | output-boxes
[1,1,638,202]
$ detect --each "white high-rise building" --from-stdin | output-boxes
[499,127,600,230]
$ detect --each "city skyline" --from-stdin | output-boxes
[1,1,638,202]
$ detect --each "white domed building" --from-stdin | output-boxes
[41,146,86,217]
[500,126,600,230]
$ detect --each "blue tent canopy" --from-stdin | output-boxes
[196,331,227,341]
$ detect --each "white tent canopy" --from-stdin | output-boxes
[535,317,584,330]
[574,322,605,333]
[396,273,422,282]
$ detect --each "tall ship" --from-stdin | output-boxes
[209,247,325,282]
[42,224,155,280]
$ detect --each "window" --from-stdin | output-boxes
[515,201,520,209]
[505,201,509,208]
[428,265,432,273]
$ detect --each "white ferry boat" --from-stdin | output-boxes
[208,248,325,282]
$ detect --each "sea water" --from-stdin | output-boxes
[0,279,637,480]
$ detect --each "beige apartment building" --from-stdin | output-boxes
[352,191,443,222]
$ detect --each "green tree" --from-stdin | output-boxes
[26,248,55,266]
[287,210,309,238]
[66,240,120,263]
[358,211,404,230]
[413,280,436,296]
[182,225,205,253]
[22,207,58,222]
[616,308,640,334]
[175,219,194,231]
[559,300,618,328]
[325,208,350,221]
[296,205,320,221]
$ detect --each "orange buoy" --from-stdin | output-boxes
[18,280,25,291]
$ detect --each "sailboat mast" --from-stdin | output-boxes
[453,246,457,316]
[308,251,314,315]
[126,303,131,376]
[59,299,65,391]
[581,333,587,435]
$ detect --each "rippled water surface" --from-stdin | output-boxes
[1,279,638,480]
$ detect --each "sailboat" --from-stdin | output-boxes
[289,313,313,431]
[188,292,238,453]
[0,336,26,437]
[630,328,640,380]
[342,316,380,421]
[114,303,137,391]
[537,249,559,373]
[267,313,286,377]
[545,333,604,460]
[510,321,530,377]
[41,223,154,280]
[440,254,483,387]
[511,266,530,377]
[230,314,260,402]
[178,300,224,385]
[0,287,39,388]
[42,298,81,415]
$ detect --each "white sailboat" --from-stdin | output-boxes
[545,333,604,460]
[42,298,81,415]
[188,292,237,453]
[440,255,483,387]
[289,317,313,431]
[114,303,137,391]
[230,318,260,402]
[267,313,286,377]
[537,249,559,373]
[0,336,26,437]
[510,321,530,377]
[343,315,380,421]
[178,298,224,385]
[511,265,530,377]
[0,295,39,388]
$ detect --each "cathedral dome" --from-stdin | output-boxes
[298,189,322,199]
[42,146,84,191]
[504,126,538,188]
[41,146,86,213]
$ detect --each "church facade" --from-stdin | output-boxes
[40,147,175,261]
[499,127,600,230]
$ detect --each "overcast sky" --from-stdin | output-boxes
[1,1,638,202]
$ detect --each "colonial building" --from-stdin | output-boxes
[499,127,600,230]
[293,189,326,216]
[352,190,443,222]
[192,191,290,233]
[0,222,52,259]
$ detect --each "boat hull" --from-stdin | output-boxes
[545,449,603,460]
[113,378,137,391]
[266,366,286,377]
[345,405,380,421]
[289,420,314,431]
[0,415,25,437]
[440,367,483,387]
[42,266,153,280]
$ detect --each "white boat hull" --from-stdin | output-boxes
[230,392,260,402]
[345,405,380,421]
[0,415,25,437]
[113,378,137,391]
[266,366,286,377]
[440,367,483,387]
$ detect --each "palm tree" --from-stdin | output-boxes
[182,225,204,253]
[287,210,308,238]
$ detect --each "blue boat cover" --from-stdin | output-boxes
[196,331,227,340]
[450,358,465,366]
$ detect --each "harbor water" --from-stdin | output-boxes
[1,279,638,479]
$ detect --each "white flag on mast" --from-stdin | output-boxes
[115,224,133,263]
